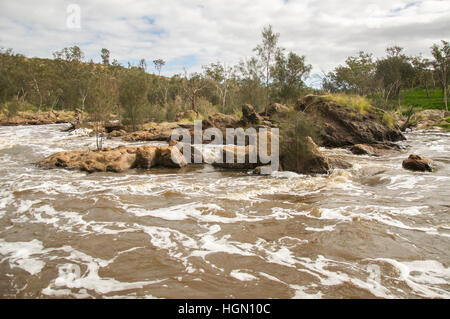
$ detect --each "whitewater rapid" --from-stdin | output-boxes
[0,124,449,298]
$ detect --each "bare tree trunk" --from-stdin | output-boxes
[222,86,228,112]
[191,94,197,113]
[444,83,448,112]
[80,95,87,123]
[96,122,99,150]
[401,106,415,132]
[265,64,270,116]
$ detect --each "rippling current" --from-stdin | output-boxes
[0,124,449,298]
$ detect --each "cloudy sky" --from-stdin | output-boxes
[0,0,449,85]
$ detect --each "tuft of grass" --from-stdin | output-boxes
[178,117,194,123]
[142,122,157,130]
[233,109,243,119]
[382,112,395,129]
[323,93,372,114]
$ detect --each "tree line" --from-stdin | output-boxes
[0,25,312,128]
[1,26,448,130]
[322,41,449,111]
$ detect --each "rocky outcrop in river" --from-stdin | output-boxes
[296,95,405,148]
[0,111,76,126]
[38,95,407,175]
[38,145,187,173]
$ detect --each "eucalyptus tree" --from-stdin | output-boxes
[411,54,432,97]
[86,70,119,149]
[323,51,376,95]
[119,67,150,130]
[236,57,265,111]
[375,46,415,104]
[183,71,208,113]
[272,51,312,103]
[431,40,449,111]
[203,62,235,113]
[101,48,110,65]
[153,59,165,76]
[253,25,281,114]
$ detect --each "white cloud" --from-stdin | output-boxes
[0,0,449,77]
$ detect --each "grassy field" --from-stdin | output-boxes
[399,88,447,110]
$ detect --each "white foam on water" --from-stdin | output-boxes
[247,240,395,298]
[292,255,393,298]
[258,272,285,284]
[274,204,448,237]
[128,202,264,223]
[0,140,16,150]
[290,285,323,299]
[137,224,199,273]
[305,225,336,232]
[14,199,40,214]
[191,232,255,259]
[10,202,137,237]
[139,225,197,250]
[68,128,93,137]
[385,175,428,190]
[365,258,450,298]
[271,171,307,179]
[42,245,166,296]
[0,239,45,275]
[117,178,212,197]
[0,189,14,213]
[230,270,258,281]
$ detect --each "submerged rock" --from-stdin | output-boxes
[253,165,275,175]
[350,144,376,156]
[402,154,433,172]
[350,143,402,156]
[327,156,352,169]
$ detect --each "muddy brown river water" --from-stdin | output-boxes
[0,124,449,298]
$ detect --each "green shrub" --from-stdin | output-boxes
[147,104,166,122]
[197,97,218,118]
[165,102,179,122]
[279,110,322,172]
[6,101,19,118]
